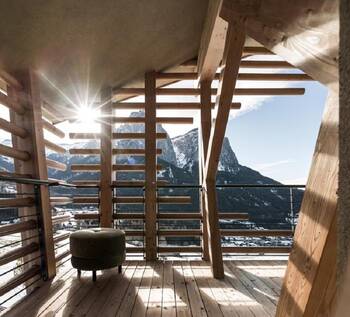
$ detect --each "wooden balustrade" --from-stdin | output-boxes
[44,139,66,154]
[42,119,65,138]
[0,197,35,208]
[0,143,31,161]
[0,220,37,237]
[46,159,67,171]
[0,265,41,297]
[0,117,28,138]
[51,214,71,224]
[0,242,39,266]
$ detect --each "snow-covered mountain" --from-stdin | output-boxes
[0,112,304,225]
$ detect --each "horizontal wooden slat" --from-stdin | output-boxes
[50,197,73,206]
[69,148,163,156]
[240,60,294,68]
[158,230,202,236]
[124,230,144,237]
[0,118,28,138]
[69,132,167,139]
[0,265,40,297]
[55,250,70,263]
[242,46,273,55]
[46,159,67,171]
[0,242,39,266]
[157,246,202,253]
[112,180,169,187]
[52,214,71,224]
[53,232,70,243]
[113,196,144,204]
[42,120,65,138]
[236,73,312,81]
[218,213,249,220]
[156,117,193,124]
[0,171,32,179]
[220,229,293,237]
[222,246,292,253]
[155,72,312,81]
[74,213,99,220]
[157,213,202,220]
[115,213,145,220]
[0,197,35,208]
[113,102,241,110]
[71,164,163,172]
[44,139,66,154]
[157,196,192,204]
[114,87,305,96]
[69,148,100,155]
[0,143,30,161]
[0,70,23,89]
[114,148,162,155]
[126,247,144,253]
[0,220,37,237]
[73,197,99,204]
[70,180,99,186]
[71,164,100,172]
[0,92,26,115]
[113,132,167,139]
[113,164,163,171]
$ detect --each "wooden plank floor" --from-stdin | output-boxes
[3,259,287,317]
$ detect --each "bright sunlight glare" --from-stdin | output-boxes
[77,105,99,125]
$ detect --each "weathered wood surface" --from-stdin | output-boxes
[3,259,287,317]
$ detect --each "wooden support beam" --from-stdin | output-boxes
[221,0,338,86]
[113,102,241,110]
[157,213,202,220]
[112,117,194,124]
[203,20,245,279]
[156,72,312,81]
[218,212,249,220]
[73,196,99,204]
[114,87,305,96]
[276,89,338,316]
[144,71,157,261]
[242,46,273,55]
[200,80,212,261]
[100,86,113,228]
[197,0,228,82]
[113,196,144,204]
[9,70,56,279]
[0,242,39,266]
[239,60,294,68]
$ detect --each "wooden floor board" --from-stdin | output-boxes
[2,259,287,317]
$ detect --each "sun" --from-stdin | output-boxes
[77,104,99,125]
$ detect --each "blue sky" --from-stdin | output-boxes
[227,81,327,184]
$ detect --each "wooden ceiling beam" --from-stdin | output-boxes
[221,0,338,86]
[197,0,228,82]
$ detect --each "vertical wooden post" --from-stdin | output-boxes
[203,21,245,278]
[200,80,212,261]
[276,88,338,316]
[145,71,157,260]
[10,69,56,279]
[100,86,113,227]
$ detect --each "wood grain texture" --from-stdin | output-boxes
[276,90,338,316]
[99,86,113,227]
[144,71,157,260]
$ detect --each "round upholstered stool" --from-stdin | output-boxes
[70,228,126,281]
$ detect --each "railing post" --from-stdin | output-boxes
[145,71,157,260]
[199,80,212,261]
[100,86,113,227]
[9,69,56,279]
